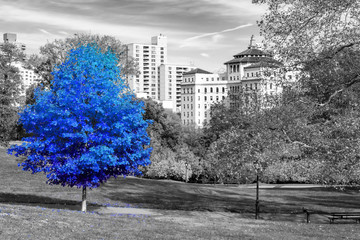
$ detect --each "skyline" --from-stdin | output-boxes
[0,0,267,72]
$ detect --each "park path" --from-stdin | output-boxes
[97,206,161,215]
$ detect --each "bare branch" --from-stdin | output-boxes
[324,41,360,60]
[282,129,314,149]
[318,75,360,107]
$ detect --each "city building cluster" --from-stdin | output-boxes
[1,33,40,105]
[127,34,294,127]
[2,33,293,128]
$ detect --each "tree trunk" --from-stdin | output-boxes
[255,174,259,219]
[81,186,87,212]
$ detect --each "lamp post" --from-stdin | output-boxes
[255,172,260,219]
[185,161,188,183]
[254,162,260,220]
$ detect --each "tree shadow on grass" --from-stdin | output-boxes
[101,177,360,222]
[0,192,102,212]
[264,187,360,210]
[102,178,308,215]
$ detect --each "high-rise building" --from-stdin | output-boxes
[181,68,228,127]
[1,33,26,51]
[127,34,167,99]
[14,63,40,90]
[159,64,196,112]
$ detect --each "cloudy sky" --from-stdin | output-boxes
[0,0,267,72]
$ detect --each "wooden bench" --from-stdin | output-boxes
[328,212,360,224]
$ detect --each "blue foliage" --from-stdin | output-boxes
[8,43,152,188]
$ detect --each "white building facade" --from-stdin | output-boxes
[180,44,297,128]
[159,64,196,112]
[127,34,167,100]
[181,68,228,128]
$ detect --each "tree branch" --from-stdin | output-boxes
[282,129,314,149]
[324,41,360,60]
[318,75,360,107]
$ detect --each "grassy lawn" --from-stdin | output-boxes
[1,145,360,239]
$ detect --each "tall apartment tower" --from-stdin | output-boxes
[127,34,167,99]
[1,33,26,51]
[159,64,196,112]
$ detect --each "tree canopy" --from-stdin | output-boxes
[25,33,138,103]
[0,42,25,146]
[8,43,152,191]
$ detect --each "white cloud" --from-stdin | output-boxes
[200,53,209,58]
[180,23,252,48]
[200,0,268,16]
[212,34,225,43]
[0,5,162,41]
[58,31,70,35]
[38,28,52,35]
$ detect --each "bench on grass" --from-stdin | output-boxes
[327,212,360,224]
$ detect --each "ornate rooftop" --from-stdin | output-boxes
[183,68,212,75]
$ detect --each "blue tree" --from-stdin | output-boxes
[8,43,152,212]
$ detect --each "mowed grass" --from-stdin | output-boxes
[1,145,360,239]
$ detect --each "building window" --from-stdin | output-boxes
[230,76,232,81]
[204,96,207,101]
[247,73,249,77]
[198,104,200,108]
[222,87,225,93]
[205,88,207,93]
[210,87,213,93]
[216,87,219,93]
[198,89,200,93]
[210,96,213,101]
